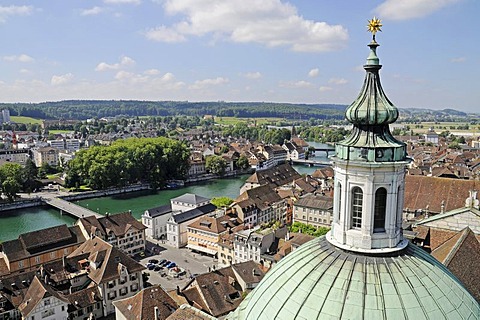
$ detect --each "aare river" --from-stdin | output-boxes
[0,142,331,242]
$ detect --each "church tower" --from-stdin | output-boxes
[328,18,409,252]
[229,18,480,319]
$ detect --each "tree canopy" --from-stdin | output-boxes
[288,222,330,237]
[65,137,190,190]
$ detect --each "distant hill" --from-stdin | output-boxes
[0,100,475,122]
[0,100,347,121]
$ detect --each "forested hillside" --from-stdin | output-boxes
[0,100,347,120]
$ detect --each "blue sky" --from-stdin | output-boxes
[0,0,478,113]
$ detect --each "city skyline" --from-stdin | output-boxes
[0,0,478,113]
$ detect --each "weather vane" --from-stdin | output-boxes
[367,17,382,41]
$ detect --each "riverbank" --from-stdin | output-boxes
[1,169,253,214]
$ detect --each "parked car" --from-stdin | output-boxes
[148,259,159,264]
[162,260,171,267]
[166,262,176,269]
[147,264,156,270]
[158,259,167,265]
[154,265,162,271]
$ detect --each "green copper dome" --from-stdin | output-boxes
[335,35,406,162]
[229,237,480,320]
[345,40,399,126]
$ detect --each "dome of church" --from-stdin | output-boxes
[229,237,480,319]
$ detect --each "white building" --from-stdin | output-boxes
[293,194,334,228]
[233,227,276,264]
[143,193,211,240]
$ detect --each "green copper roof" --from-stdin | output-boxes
[345,40,398,126]
[229,237,480,320]
[335,36,406,162]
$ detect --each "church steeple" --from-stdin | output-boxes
[328,18,409,253]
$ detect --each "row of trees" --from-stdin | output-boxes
[221,123,291,144]
[65,137,190,190]
[296,126,348,143]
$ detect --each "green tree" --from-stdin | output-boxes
[236,154,250,170]
[288,222,330,237]
[205,155,227,176]
[0,163,23,201]
[22,159,39,193]
[211,197,234,208]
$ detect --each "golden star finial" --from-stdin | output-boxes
[367,17,382,38]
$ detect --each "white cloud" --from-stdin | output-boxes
[19,69,30,74]
[51,73,74,86]
[319,86,332,92]
[0,5,34,23]
[146,0,348,52]
[145,26,187,43]
[328,78,348,85]
[451,57,466,63]
[243,72,262,79]
[104,0,141,4]
[3,54,34,62]
[190,77,229,90]
[280,80,313,88]
[144,69,160,75]
[308,68,319,78]
[81,6,104,16]
[95,56,136,71]
[374,0,460,20]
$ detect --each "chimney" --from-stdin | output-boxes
[440,201,445,214]
[466,190,479,209]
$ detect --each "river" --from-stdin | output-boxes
[0,142,332,242]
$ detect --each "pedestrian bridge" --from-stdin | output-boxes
[290,159,331,166]
[42,196,102,219]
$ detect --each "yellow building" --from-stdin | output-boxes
[186,215,241,257]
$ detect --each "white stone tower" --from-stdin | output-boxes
[328,26,410,253]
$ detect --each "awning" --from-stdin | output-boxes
[186,244,217,256]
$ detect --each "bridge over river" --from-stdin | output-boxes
[42,195,102,219]
[290,159,331,166]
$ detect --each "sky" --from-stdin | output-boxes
[0,0,478,113]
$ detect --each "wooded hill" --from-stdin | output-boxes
[0,100,347,120]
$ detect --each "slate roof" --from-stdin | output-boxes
[78,212,146,238]
[172,193,210,205]
[113,285,178,320]
[404,175,480,213]
[1,225,86,262]
[67,237,145,284]
[294,194,333,210]
[146,204,173,218]
[230,236,480,319]
[170,203,217,224]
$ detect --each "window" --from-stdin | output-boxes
[374,188,387,232]
[337,183,342,221]
[351,187,363,229]
[18,261,24,268]
[35,256,41,264]
[50,251,56,259]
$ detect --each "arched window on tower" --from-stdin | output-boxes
[374,187,387,232]
[351,187,363,229]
